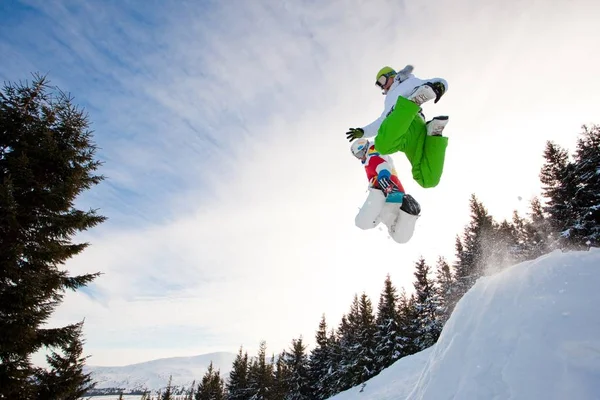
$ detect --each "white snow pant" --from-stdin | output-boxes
[355,188,419,244]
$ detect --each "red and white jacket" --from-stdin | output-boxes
[362,145,405,193]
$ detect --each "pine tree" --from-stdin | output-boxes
[511,205,551,262]
[34,322,95,399]
[373,274,403,372]
[434,256,456,325]
[226,347,250,400]
[487,219,520,271]
[453,195,496,298]
[283,337,312,400]
[336,293,377,390]
[529,197,554,255]
[539,141,577,247]
[323,328,341,398]
[396,289,420,357]
[246,341,273,400]
[307,315,334,399]
[0,75,105,398]
[570,125,600,247]
[412,258,443,350]
[272,350,291,400]
[196,362,225,400]
[355,293,377,383]
[161,376,174,400]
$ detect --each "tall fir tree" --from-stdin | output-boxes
[307,315,335,399]
[272,350,291,400]
[452,195,496,298]
[528,197,554,255]
[396,289,420,357]
[570,125,600,247]
[412,258,443,350]
[0,75,105,399]
[323,328,342,398]
[34,321,95,399]
[336,293,377,390]
[246,341,273,400]
[334,311,355,392]
[226,347,250,400]
[373,274,404,372]
[433,256,456,325]
[355,293,377,383]
[283,337,312,400]
[196,362,225,400]
[539,141,578,247]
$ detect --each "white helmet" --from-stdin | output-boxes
[351,138,370,159]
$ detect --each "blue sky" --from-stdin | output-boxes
[2,0,600,366]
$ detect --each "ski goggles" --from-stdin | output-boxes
[375,72,395,88]
[353,143,369,159]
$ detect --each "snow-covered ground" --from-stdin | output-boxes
[85,351,235,393]
[331,249,600,400]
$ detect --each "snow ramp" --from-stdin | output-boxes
[329,249,600,400]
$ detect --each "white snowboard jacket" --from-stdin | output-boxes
[361,74,448,139]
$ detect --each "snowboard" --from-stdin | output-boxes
[381,194,420,244]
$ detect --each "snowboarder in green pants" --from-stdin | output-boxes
[346,65,449,189]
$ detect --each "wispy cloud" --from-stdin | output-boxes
[3,0,600,366]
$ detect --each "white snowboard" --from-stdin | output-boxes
[355,188,420,244]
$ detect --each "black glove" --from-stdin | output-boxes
[346,128,364,142]
[430,82,446,103]
[378,176,395,194]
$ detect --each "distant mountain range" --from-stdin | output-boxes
[84,351,237,395]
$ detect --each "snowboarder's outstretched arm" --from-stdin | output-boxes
[362,111,387,139]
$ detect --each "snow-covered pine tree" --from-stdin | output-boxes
[354,293,377,384]
[196,362,225,400]
[272,350,291,399]
[486,219,520,271]
[373,274,404,373]
[397,289,420,357]
[0,75,105,399]
[539,141,578,248]
[335,310,357,392]
[412,258,443,350]
[434,256,456,325]
[337,293,378,389]
[283,337,312,400]
[323,328,342,398]
[246,341,274,400]
[511,204,551,262]
[307,315,329,399]
[334,293,379,389]
[570,125,600,247]
[453,195,496,297]
[226,347,250,400]
[529,197,555,255]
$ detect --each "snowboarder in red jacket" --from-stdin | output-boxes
[351,138,421,243]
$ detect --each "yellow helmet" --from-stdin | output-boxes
[375,66,396,81]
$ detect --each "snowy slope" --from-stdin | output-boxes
[85,351,236,393]
[330,249,600,400]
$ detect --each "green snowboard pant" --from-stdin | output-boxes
[374,95,448,188]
